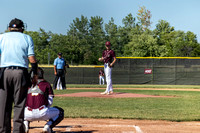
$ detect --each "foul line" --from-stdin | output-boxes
[133,125,143,133]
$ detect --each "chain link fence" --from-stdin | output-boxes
[42,57,200,85]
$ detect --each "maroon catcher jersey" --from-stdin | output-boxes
[26,80,54,109]
[102,49,116,64]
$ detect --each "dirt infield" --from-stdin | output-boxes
[55,92,172,98]
[25,88,200,132]
[26,118,200,133]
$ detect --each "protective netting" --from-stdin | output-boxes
[41,58,200,85]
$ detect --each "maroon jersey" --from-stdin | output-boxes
[102,49,116,64]
[26,80,54,109]
[99,70,104,76]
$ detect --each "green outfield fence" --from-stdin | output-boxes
[41,57,200,85]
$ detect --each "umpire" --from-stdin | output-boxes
[53,53,67,90]
[0,18,37,133]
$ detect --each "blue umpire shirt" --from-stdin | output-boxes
[0,32,35,68]
[54,57,66,69]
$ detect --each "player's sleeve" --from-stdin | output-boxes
[54,58,57,66]
[0,34,3,54]
[48,82,54,96]
[112,50,116,58]
[64,59,66,67]
[27,35,35,57]
[47,82,54,107]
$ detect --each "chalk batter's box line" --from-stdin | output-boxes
[64,124,143,133]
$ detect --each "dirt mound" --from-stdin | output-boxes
[55,92,172,98]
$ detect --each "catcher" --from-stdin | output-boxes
[24,67,64,133]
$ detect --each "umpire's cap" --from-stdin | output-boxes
[105,41,111,46]
[58,52,62,56]
[9,18,25,29]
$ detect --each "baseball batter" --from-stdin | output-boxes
[98,41,116,95]
[24,67,64,133]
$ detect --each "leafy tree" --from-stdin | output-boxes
[154,20,200,57]
[154,20,174,34]
[118,13,138,56]
[137,6,152,31]
[105,17,119,54]
[22,11,200,65]
[48,33,71,64]
[122,13,136,30]
[67,15,90,64]
[172,31,200,57]
[88,16,106,64]
[25,28,51,64]
[153,20,175,56]
[124,30,158,57]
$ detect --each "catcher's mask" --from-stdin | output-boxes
[30,67,44,79]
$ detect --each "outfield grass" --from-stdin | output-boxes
[53,86,200,122]
[66,84,200,89]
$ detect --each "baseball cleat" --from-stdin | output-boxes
[109,91,113,94]
[106,92,110,95]
[100,92,107,95]
[24,120,29,133]
[42,125,52,133]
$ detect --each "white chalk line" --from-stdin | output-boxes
[133,125,143,133]
[66,127,71,132]
[65,124,143,133]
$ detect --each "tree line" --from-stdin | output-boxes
[21,6,200,65]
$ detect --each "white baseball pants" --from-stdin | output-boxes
[57,78,63,90]
[99,76,105,85]
[24,106,59,125]
[104,63,113,93]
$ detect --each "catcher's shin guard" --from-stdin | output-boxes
[49,106,64,128]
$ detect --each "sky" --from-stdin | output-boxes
[1,0,200,42]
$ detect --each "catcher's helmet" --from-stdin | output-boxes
[30,67,44,79]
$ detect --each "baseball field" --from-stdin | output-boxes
[23,84,200,133]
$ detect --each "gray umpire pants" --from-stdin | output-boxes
[0,69,28,133]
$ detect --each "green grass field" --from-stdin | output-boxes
[66,84,200,89]
[53,84,200,122]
